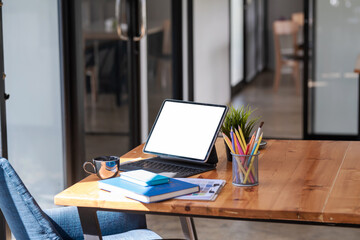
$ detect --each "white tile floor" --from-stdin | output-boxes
[231,71,302,139]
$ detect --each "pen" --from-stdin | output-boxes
[255,121,264,143]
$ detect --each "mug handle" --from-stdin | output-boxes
[83,161,96,175]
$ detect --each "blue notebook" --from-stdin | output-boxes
[99,177,199,203]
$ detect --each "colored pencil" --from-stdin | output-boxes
[237,125,247,148]
[243,134,263,183]
[234,128,246,153]
[222,133,235,153]
[246,133,255,155]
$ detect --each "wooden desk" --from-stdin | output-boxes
[55,139,360,239]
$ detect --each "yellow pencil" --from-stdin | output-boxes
[244,133,262,183]
[234,128,246,153]
[238,125,247,148]
[222,133,235,153]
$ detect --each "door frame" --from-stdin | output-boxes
[129,0,184,146]
[61,0,186,181]
[0,0,9,238]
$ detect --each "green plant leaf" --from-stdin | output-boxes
[221,105,261,143]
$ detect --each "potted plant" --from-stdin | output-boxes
[221,105,261,161]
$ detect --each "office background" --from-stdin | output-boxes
[1,0,360,239]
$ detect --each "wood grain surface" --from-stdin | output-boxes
[55,139,360,225]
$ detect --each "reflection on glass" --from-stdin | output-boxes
[81,0,130,160]
[311,0,360,135]
[146,0,173,130]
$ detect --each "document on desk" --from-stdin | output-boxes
[174,178,226,201]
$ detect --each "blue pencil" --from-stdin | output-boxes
[230,127,236,154]
[247,142,258,167]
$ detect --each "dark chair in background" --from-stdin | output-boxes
[84,40,127,107]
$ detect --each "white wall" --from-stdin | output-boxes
[230,0,244,87]
[193,0,230,105]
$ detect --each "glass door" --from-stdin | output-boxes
[79,0,182,170]
[304,0,360,139]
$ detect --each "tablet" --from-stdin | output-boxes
[143,99,228,164]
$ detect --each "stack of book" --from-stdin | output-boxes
[98,170,199,203]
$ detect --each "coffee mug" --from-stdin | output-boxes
[83,156,120,179]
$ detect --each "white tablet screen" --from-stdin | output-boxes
[144,100,227,161]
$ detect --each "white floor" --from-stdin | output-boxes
[231,71,302,139]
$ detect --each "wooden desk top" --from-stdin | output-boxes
[55,139,360,225]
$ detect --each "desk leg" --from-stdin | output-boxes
[179,217,198,240]
[77,207,102,240]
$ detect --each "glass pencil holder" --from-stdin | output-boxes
[231,152,259,187]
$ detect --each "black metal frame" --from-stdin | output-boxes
[0,0,6,161]
[127,0,141,149]
[171,0,183,100]
[0,0,8,238]
[127,0,184,148]
[303,0,360,140]
[60,0,87,183]
[302,0,310,139]
[187,0,194,101]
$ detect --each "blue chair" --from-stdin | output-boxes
[0,157,162,239]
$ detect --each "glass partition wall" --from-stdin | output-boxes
[0,0,180,210]
[305,0,360,138]
[81,0,132,160]
[81,0,177,163]
[3,0,65,209]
